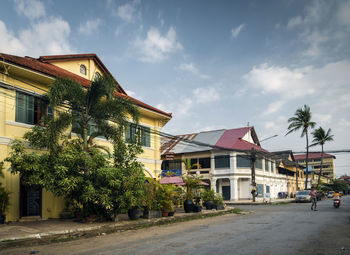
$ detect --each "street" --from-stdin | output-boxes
[3,196,350,255]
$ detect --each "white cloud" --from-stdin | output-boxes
[116,0,140,23]
[244,60,350,116]
[0,17,72,57]
[263,100,285,115]
[193,87,220,103]
[0,20,26,55]
[79,19,101,35]
[231,24,245,39]
[133,26,183,63]
[287,16,303,29]
[313,113,332,125]
[14,0,45,20]
[337,0,350,31]
[244,63,314,100]
[19,17,72,56]
[178,62,210,79]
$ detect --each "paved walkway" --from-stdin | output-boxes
[0,207,243,248]
[225,198,295,205]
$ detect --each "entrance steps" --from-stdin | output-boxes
[19,216,43,222]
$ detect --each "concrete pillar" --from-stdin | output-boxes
[211,154,215,175]
[211,177,217,192]
[230,178,239,201]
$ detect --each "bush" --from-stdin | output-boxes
[202,188,215,202]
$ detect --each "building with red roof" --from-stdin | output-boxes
[294,152,336,180]
[0,52,171,222]
[161,126,290,201]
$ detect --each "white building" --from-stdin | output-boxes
[161,127,289,201]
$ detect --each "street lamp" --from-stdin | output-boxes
[260,134,278,142]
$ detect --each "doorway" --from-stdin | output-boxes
[20,183,42,217]
[222,186,231,200]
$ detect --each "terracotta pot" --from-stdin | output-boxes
[162,211,169,217]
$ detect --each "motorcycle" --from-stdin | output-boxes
[333,198,341,208]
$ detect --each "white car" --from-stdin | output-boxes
[327,191,334,198]
[295,190,311,202]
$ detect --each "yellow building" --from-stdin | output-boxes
[295,153,336,180]
[273,151,304,196]
[0,53,171,221]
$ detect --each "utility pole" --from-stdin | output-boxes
[250,148,257,202]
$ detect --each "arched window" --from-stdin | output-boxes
[95,72,101,79]
[80,64,87,75]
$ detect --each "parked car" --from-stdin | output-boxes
[327,191,334,198]
[295,190,311,202]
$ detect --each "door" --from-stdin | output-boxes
[20,184,42,217]
[222,186,231,200]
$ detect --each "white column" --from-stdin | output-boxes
[230,178,239,201]
[211,153,215,175]
[230,152,235,174]
[212,177,217,193]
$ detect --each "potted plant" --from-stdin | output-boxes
[183,175,202,213]
[214,193,225,210]
[142,178,162,219]
[202,188,216,210]
[160,184,176,217]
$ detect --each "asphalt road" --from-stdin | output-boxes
[3,196,350,255]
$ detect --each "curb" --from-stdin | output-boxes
[0,208,245,249]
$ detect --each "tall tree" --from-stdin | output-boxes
[286,105,316,190]
[48,75,139,153]
[310,127,334,188]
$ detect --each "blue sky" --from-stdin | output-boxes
[1,0,350,176]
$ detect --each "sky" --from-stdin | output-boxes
[0,0,349,177]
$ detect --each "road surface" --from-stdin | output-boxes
[3,196,350,255]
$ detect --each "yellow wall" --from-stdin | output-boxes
[0,57,170,221]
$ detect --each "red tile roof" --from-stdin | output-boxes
[0,53,172,118]
[229,139,269,152]
[215,127,252,148]
[294,153,336,160]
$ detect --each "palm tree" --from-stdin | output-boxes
[48,75,139,153]
[286,105,316,190]
[310,127,334,188]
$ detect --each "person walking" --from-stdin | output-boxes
[310,187,317,211]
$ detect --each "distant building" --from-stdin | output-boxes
[272,150,304,195]
[161,126,290,201]
[294,153,336,180]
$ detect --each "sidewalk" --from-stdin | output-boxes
[0,207,245,249]
[225,198,295,205]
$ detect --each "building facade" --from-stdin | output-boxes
[294,153,336,180]
[161,127,290,201]
[272,151,305,196]
[0,53,171,221]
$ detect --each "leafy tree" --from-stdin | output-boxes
[310,127,334,188]
[286,105,316,189]
[4,75,146,219]
[48,75,139,153]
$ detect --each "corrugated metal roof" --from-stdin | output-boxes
[180,129,226,153]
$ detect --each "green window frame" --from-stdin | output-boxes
[16,91,52,125]
[125,123,151,147]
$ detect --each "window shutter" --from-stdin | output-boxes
[26,95,34,124]
[16,92,26,123]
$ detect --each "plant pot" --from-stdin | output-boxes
[204,201,214,210]
[193,205,202,212]
[0,214,5,224]
[216,204,225,210]
[143,209,161,219]
[162,211,169,217]
[128,207,140,220]
[168,211,175,216]
[184,199,194,213]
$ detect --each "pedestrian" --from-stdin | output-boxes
[310,186,317,211]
